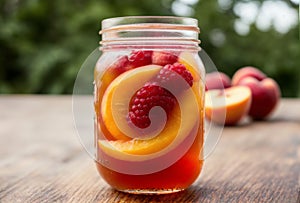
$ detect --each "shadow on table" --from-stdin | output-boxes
[221,115,300,129]
[101,185,217,202]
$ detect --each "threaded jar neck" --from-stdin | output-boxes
[99,16,200,51]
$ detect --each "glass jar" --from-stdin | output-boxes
[94,16,205,194]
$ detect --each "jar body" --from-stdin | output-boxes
[94,17,205,194]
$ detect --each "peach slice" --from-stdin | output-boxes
[101,65,162,140]
[205,86,252,125]
[99,101,182,159]
[99,82,200,160]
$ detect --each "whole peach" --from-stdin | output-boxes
[232,66,266,86]
[205,72,231,91]
[238,77,280,119]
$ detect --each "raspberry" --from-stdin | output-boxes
[128,50,153,68]
[109,56,131,76]
[128,82,176,129]
[108,50,153,77]
[152,51,178,66]
[157,62,194,88]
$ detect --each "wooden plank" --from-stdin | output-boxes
[0,96,299,202]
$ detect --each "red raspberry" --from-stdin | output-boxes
[109,56,131,76]
[108,50,153,77]
[128,82,176,129]
[128,50,153,68]
[157,62,194,88]
[152,51,178,66]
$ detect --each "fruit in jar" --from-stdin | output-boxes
[95,51,154,117]
[127,62,195,130]
[98,83,199,159]
[95,48,204,191]
[237,77,280,119]
[205,72,231,91]
[95,51,153,93]
[96,55,130,93]
[97,50,153,81]
[101,65,162,140]
[178,52,201,82]
[205,86,252,125]
[152,51,178,66]
[128,50,153,68]
[99,61,200,159]
[128,81,176,129]
[157,62,193,89]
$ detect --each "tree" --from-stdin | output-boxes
[0,0,298,96]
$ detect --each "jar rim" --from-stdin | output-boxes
[100,16,200,50]
[100,16,199,34]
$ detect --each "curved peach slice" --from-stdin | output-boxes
[101,65,162,141]
[99,102,181,158]
[205,86,251,125]
[98,84,200,161]
[178,52,203,82]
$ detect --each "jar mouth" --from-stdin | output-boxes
[100,16,200,33]
[100,16,200,50]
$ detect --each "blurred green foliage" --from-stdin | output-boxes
[0,0,299,96]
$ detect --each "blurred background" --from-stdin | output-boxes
[0,0,299,97]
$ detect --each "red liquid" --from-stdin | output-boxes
[96,129,203,191]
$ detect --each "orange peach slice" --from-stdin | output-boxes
[205,86,251,125]
[101,65,162,140]
[99,83,200,160]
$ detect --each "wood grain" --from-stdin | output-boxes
[0,96,299,202]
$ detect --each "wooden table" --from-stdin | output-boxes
[0,96,299,203]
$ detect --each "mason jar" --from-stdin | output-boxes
[94,16,205,194]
